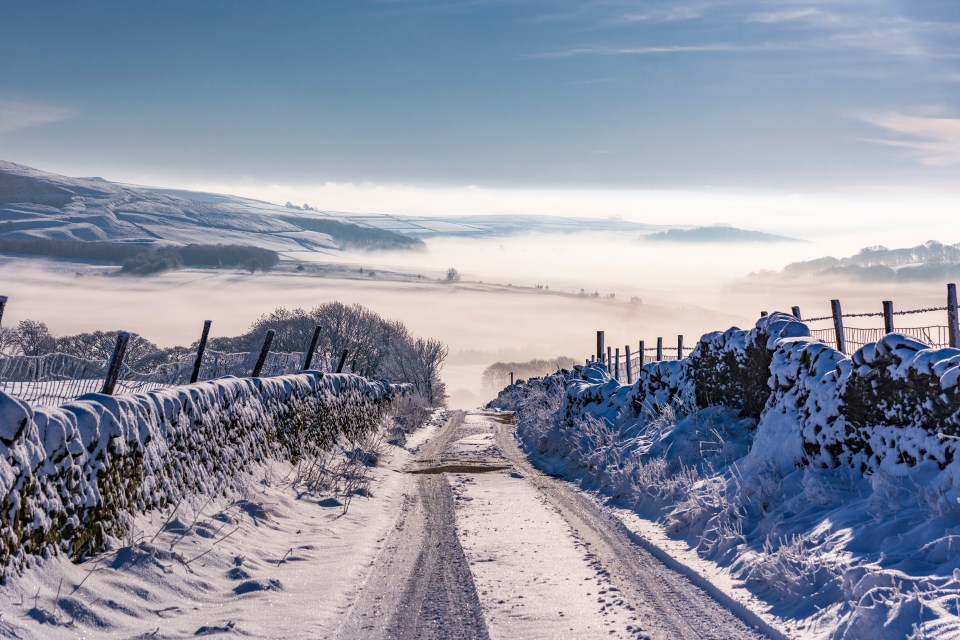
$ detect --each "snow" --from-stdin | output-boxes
[491,314,960,639]
[0,431,428,638]
[0,372,397,579]
[453,470,641,638]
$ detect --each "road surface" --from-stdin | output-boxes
[336,409,769,640]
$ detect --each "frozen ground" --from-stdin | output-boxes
[0,416,443,639]
[339,409,770,639]
[1,409,779,639]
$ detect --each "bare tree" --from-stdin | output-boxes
[13,320,56,356]
[0,326,20,355]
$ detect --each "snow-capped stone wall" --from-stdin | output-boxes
[688,312,809,419]
[492,313,960,474]
[799,333,960,471]
[0,373,396,579]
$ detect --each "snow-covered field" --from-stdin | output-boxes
[491,315,960,639]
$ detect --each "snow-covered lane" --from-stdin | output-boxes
[460,409,769,640]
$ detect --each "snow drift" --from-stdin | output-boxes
[0,372,399,580]
[492,313,960,638]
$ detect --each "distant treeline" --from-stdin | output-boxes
[0,236,279,275]
[766,240,960,283]
[482,357,577,395]
[282,217,425,252]
[645,226,798,244]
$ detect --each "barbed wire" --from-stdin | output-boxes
[893,306,948,316]
[803,305,948,322]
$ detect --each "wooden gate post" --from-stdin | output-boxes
[597,330,605,363]
[101,332,130,395]
[831,299,846,354]
[303,325,322,371]
[656,337,663,361]
[948,284,960,348]
[625,345,633,384]
[882,301,895,334]
[335,349,349,373]
[251,330,275,378]
[189,320,212,384]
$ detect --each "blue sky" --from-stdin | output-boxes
[1,0,958,198]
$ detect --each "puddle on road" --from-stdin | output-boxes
[408,464,513,475]
[487,412,517,425]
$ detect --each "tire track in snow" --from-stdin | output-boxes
[489,409,769,640]
[336,411,489,640]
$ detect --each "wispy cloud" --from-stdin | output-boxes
[747,8,840,26]
[856,109,960,166]
[0,101,75,134]
[537,2,960,61]
[616,6,705,24]
[535,42,798,59]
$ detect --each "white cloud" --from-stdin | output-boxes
[747,8,840,25]
[618,6,704,24]
[856,109,960,166]
[534,42,797,58]
[0,101,75,134]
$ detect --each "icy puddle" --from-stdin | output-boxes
[452,462,641,638]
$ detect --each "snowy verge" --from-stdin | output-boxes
[0,408,444,639]
[490,314,960,639]
[0,372,401,579]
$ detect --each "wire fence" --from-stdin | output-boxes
[808,325,952,354]
[596,284,960,385]
[0,349,339,407]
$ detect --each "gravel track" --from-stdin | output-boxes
[337,411,489,640]
[338,409,770,639]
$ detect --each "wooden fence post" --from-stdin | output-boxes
[831,299,846,354]
[791,306,802,320]
[607,346,612,370]
[949,283,960,349]
[760,311,768,318]
[101,331,130,395]
[510,371,514,385]
[597,330,605,363]
[615,347,620,380]
[303,325,322,371]
[656,337,663,361]
[678,334,684,360]
[882,301,895,334]
[638,340,645,367]
[336,349,349,373]
[189,320,212,384]
[0,295,7,327]
[251,330,275,378]
[625,345,633,384]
